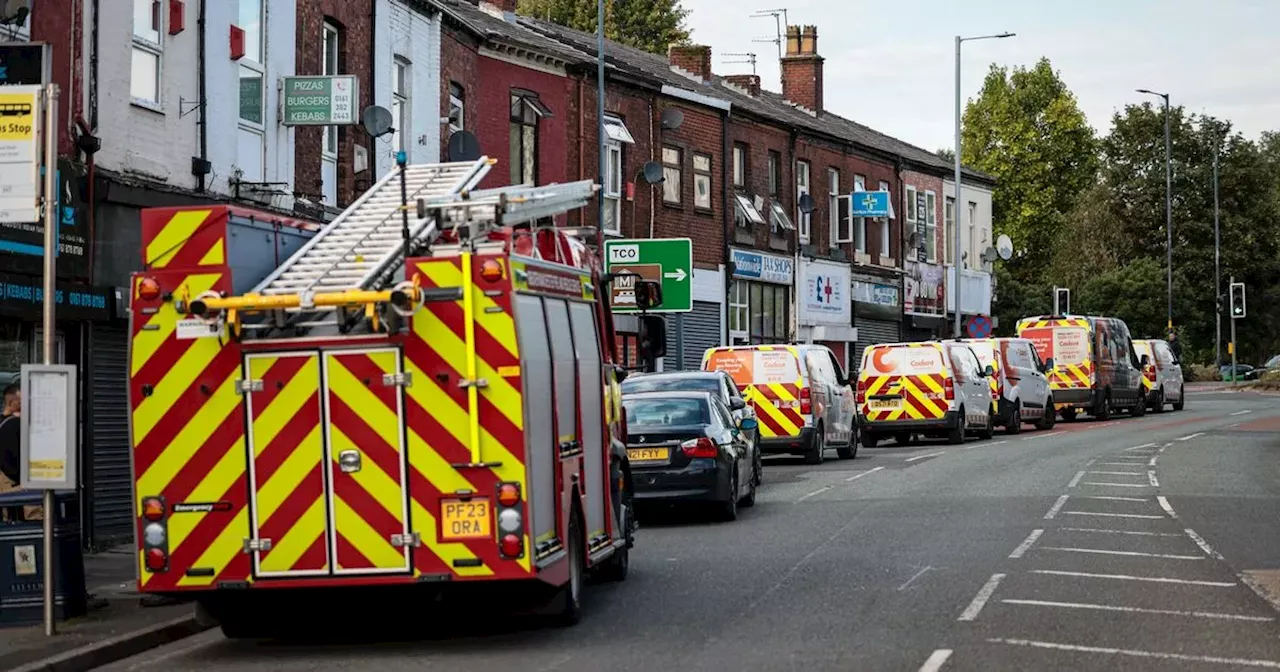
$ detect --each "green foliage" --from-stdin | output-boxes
[1072,258,1168,341]
[516,0,690,55]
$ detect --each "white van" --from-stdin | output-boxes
[856,341,995,446]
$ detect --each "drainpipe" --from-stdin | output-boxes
[894,156,905,341]
[89,0,99,129]
[789,130,798,344]
[721,107,732,347]
[368,0,377,178]
[196,0,208,191]
[647,96,654,239]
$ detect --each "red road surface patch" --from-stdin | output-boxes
[1235,416,1280,432]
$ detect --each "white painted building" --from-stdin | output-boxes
[372,0,443,176]
[943,178,995,318]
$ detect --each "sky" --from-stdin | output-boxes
[682,0,1280,153]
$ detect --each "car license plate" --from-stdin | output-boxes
[628,447,670,462]
[869,398,902,411]
[440,499,491,540]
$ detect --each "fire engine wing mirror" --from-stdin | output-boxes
[640,315,667,359]
[613,365,629,384]
[635,280,663,311]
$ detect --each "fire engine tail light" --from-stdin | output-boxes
[141,496,169,573]
[137,277,162,302]
[479,259,504,283]
[145,548,168,572]
[142,497,166,522]
[500,534,523,557]
[495,482,524,559]
[497,483,520,507]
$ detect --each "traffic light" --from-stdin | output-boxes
[1053,287,1070,315]
[1230,282,1246,319]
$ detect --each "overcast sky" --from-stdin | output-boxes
[682,0,1279,153]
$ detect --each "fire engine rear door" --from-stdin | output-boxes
[322,348,413,575]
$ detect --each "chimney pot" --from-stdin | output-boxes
[780,25,824,113]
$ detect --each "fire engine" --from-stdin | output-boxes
[129,157,635,636]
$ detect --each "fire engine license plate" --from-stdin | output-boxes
[628,448,670,462]
[869,398,902,411]
[441,499,491,540]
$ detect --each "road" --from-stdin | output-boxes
[101,390,1280,671]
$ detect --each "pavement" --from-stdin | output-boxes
[12,390,1280,671]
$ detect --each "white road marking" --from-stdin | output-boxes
[1081,482,1151,488]
[1001,598,1271,622]
[1040,546,1204,560]
[1157,495,1178,519]
[795,486,832,503]
[1043,495,1070,520]
[987,638,1280,669]
[1228,422,1243,428]
[1022,431,1065,441]
[1082,495,1148,502]
[1147,470,1160,487]
[906,451,946,462]
[958,573,1005,621]
[1231,409,1254,416]
[1063,511,1164,519]
[1095,462,1150,466]
[1030,569,1236,587]
[1107,456,1150,460]
[1009,529,1044,559]
[1087,470,1145,476]
[1067,470,1085,488]
[1060,526,1183,537]
[917,649,953,672]
[1186,527,1227,560]
[845,466,885,482]
[1148,455,1158,467]
[1177,432,1206,441]
[1124,443,1158,451]
[898,565,934,591]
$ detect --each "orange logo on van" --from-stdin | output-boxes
[872,348,895,372]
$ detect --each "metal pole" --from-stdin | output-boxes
[41,83,58,637]
[1213,142,1220,368]
[1163,94,1173,333]
[397,151,410,256]
[596,0,606,242]
[1230,275,1237,386]
[953,35,963,339]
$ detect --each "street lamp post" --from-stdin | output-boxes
[1213,140,1221,367]
[596,0,607,242]
[1137,88,1172,335]
[954,32,1014,338]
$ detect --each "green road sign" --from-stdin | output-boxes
[282,76,359,126]
[604,238,693,313]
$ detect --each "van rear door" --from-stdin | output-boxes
[858,344,950,422]
[1020,321,1093,392]
[704,347,805,440]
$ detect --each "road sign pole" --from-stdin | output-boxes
[1230,275,1238,386]
[40,82,58,637]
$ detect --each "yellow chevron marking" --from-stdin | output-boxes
[175,506,249,588]
[253,425,322,530]
[130,273,221,377]
[197,237,225,266]
[410,500,492,578]
[333,497,405,570]
[248,355,321,457]
[417,261,518,358]
[146,210,212,267]
[136,369,240,500]
[403,362,524,486]
[330,425,403,523]
[161,434,247,563]
[414,304,523,431]
[260,496,328,574]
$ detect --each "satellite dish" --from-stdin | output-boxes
[640,161,665,185]
[661,108,684,130]
[981,246,999,264]
[996,234,1014,261]
[362,105,395,138]
[447,131,482,162]
[798,193,815,215]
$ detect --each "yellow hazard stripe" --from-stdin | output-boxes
[130,273,222,378]
[146,210,212,268]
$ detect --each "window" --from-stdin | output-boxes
[879,180,892,259]
[239,0,264,62]
[693,153,712,210]
[734,193,765,228]
[391,57,410,152]
[603,134,623,235]
[729,281,749,338]
[829,168,850,246]
[769,200,795,232]
[510,90,550,185]
[131,0,163,106]
[968,201,979,269]
[854,175,867,252]
[925,191,938,262]
[448,83,465,136]
[733,144,747,188]
[747,282,790,344]
[662,146,682,204]
[767,151,781,196]
[796,160,811,241]
[236,0,265,181]
[321,21,341,204]
[944,196,955,265]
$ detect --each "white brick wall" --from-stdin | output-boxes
[373,0,442,177]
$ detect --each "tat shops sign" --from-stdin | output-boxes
[731,248,793,285]
[798,258,851,326]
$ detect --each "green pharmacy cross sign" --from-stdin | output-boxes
[603,238,693,313]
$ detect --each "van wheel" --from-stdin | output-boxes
[978,411,995,440]
[836,440,857,460]
[1061,408,1077,422]
[804,428,825,465]
[1172,386,1185,411]
[1151,390,1165,413]
[1131,394,1147,417]
[1036,399,1056,430]
[554,511,585,626]
[1094,392,1112,421]
[1005,406,1023,435]
[862,433,879,448]
[947,408,966,445]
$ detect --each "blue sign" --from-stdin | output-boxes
[966,315,993,338]
[0,272,114,320]
[731,249,793,285]
[851,190,890,218]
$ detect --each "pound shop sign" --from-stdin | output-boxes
[282,76,359,126]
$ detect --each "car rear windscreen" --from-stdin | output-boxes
[623,398,710,427]
[705,349,802,386]
[1022,327,1089,366]
[861,345,944,375]
[622,377,720,395]
[1133,341,1154,360]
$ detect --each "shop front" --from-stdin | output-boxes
[728,248,794,346]
[797,257,857,371]
[903,260,948,341]
[851,271,903,370]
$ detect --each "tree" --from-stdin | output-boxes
[960,58,1098,280]
[517,0,690,55]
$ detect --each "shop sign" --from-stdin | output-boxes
[0,272,114,320]
[731,248,793,285]
[904,261,945,315]
[854,281,899,308]
[798,258,851,325]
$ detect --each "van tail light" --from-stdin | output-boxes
[856,380,867,405]
[798,387,812,416]
[681,437,719,459]
[944,378,955,401]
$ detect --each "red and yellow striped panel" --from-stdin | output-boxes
[742,382,804,439]
[324,349,412,574]
[245,353,329,577]
[860,374,950,422]
[140,208,227,269]
[403,255,531,580]
[1048,361,1094,390]
[131,270,251,592]
[1017,317,1091,331]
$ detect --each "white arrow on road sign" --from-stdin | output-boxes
[663,268,687,282]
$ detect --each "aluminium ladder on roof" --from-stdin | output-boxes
[416,179,600,235]
[252,157,493,297]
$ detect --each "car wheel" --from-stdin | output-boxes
[1151,390,1165,413]
[719,470,739,521]
[804,427,825,465]
[1131,393,1147,417]
[862,432,879,448]
[752,449,763,487]
[1005,406,1023,435]
[947,408,966,445]
[554,510,585,626]
[1172,385,1185,411]
[1036,399,1056,430]
[1094,392,1112,421]
[978,410,995,440]
[740,464,757,508]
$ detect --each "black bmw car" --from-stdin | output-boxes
[623,391,759,522]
